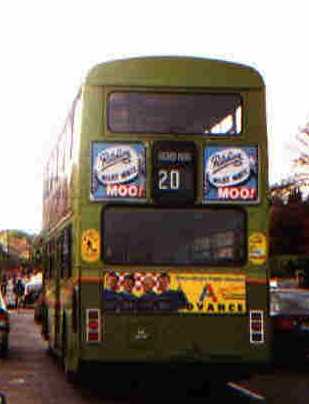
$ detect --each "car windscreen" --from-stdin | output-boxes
[108,92,242,135]
[103,207,246,266]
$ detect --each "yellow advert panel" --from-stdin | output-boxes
[103,272,246,315]
[172,273,246,314]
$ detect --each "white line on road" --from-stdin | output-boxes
[227,382,266,401]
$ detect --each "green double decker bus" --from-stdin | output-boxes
[41,56,270,380]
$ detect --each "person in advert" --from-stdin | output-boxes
[103,271,120,311]
[157,272,189,311]
[138,275,157,312]
[119,273,137,311]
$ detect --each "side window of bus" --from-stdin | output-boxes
[67,226,72,278]
[58,235,65,279]
[47,242,51,279]
[61,226,72,279]
[70,91,81,159]
[43,244,48,281]
[48,240,55,280]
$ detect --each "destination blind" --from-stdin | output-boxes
[152,141,196,204]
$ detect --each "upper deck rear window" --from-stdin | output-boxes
[108,92,242,135]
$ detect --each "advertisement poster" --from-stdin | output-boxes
[103,272,246,314]
[203,146,258,202]
[91,143,146,201]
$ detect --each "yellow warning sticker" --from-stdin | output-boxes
[81,229,100,262]
[248,232,267,265]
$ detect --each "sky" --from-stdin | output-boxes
[0,1,308,233]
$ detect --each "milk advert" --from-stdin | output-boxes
[204,146,258,202]
[91,143,146,201]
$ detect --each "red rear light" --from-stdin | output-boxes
[88,332,99,341]
[251,312,262,321]
[88,311,99,320]
[249,310,264,344]
[0,312,9,330]
[88,320,99,330]
[86,309,101,343]
[251,321,262,332]
[275,317,295,331]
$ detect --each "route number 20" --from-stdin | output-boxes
[158,169,180,190]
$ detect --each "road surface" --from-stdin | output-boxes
[0,310,121,404]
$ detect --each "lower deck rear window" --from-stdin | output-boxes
[103,208,246,266]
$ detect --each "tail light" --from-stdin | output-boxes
[0,311,9,331]
[249,310,264,344]
[274,317,295,331]
[86,309,101,343]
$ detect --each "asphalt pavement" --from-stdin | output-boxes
[0,310,113,404]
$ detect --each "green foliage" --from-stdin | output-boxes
[270,255,309,277]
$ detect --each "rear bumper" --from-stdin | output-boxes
[78,361,270,382]
[79,342,271,369]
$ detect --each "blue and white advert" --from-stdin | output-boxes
[203,146,258,202]
[91,143,146,201]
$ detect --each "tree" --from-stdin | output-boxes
[270,199,305,256]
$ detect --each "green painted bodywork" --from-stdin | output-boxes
[86,56,264,89]
[44,57,270,372]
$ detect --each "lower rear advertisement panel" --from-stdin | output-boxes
[103,271,246,315]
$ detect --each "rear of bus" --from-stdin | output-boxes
[78,57,271,374]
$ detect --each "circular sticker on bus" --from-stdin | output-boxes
[94,145,139,185]
[206,148,250,188]
[248,232,267,265]
[81,229,100,263]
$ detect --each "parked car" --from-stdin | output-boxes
[271,286,309,363]
[0,392,6,404]
[24,278,42,306]
[0,291,9,356]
